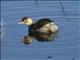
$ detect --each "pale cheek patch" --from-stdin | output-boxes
[26,18,33,25]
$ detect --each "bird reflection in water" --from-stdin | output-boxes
[18,16,59,45]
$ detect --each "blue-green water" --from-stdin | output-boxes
[1,1,80,60]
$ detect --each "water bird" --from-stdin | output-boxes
[18,16,59,44]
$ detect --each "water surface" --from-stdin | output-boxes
[1,1,80,60]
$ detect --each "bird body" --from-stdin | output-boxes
[28,18,58,33]
[18,17,59,44]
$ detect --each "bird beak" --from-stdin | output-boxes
[17,21,24,24]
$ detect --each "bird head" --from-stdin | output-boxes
[18,16,33,26]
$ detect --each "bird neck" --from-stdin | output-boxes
[28,23,34,27]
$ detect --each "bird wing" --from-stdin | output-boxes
[36,22,59,33]
[34,18,52,29]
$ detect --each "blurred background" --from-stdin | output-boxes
[1,1,80,60]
